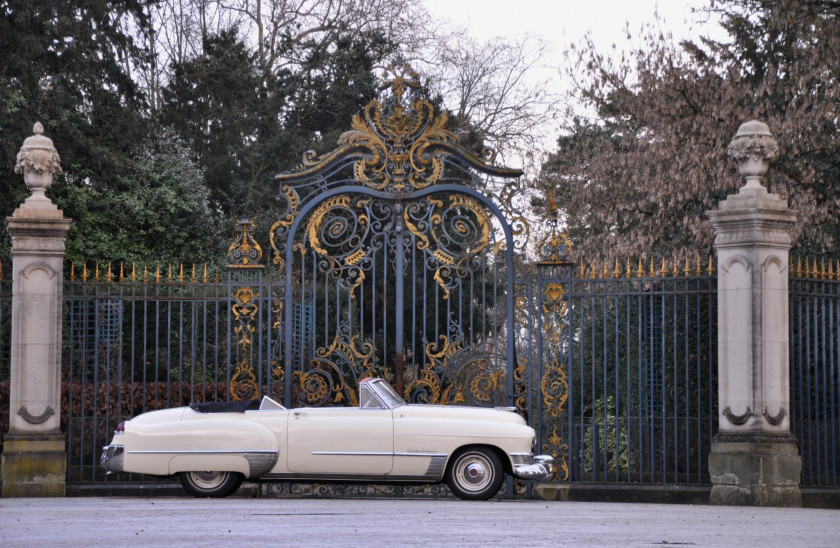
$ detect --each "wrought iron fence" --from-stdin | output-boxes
[525,257,718,485]
[62,263,243,482]
[0,272,11,440]
[790,260,840,487]
[2,253,839,489]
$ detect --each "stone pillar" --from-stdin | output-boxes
[1,123,72,497]
[706,120,801,507]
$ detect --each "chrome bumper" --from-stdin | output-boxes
[511,453,554,480]
[101,445,125,474]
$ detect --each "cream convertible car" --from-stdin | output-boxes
[101,378,553,500]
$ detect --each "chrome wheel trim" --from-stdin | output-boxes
[453,452,494,493]
[187,471,229,490]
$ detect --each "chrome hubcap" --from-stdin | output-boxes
[465,463,486,484]
[190,471,226,489]
[455,452,494,492]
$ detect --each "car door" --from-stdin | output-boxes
[286,406,394,475]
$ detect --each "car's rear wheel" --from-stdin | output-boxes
[178,471,243,498]
[446,447,504,501]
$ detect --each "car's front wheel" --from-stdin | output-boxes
[178,471,243,498]
[446,447,504,501]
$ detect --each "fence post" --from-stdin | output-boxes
[706,120,801,506]
[1,123,72,497]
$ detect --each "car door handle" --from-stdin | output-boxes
[293,411,306,418]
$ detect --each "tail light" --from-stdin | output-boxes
[115,421,125,434]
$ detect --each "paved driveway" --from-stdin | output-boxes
[1,497,838,547]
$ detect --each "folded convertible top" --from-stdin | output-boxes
[189,399,260,413]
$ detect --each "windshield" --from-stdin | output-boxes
[372,379,405,408]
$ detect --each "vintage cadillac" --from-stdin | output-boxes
[101,378,553,500]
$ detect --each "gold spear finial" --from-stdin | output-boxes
[547,188,558,216]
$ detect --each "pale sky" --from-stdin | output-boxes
[421,0,725,171]
[423,0,722,51]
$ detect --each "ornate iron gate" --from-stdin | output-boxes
[264,61,531,415]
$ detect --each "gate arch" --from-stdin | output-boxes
[269,60,531,412]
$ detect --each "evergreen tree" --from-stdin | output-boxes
[0,0,153,258]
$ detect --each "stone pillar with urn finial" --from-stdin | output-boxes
[1,123,72,497]
[706,120,801,506]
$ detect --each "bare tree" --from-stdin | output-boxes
[540,0,840,261]
[421,31,562,175]
[132,0,431,113]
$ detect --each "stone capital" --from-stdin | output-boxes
[707,202,797,249]
[7,215,73,242]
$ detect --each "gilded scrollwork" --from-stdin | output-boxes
[537,224,573,265]
[404,195,492,299]
[228,218,263,267]
[541,358,568,419]
[292,332,380,407]
[230,359,258,401]
[537,238,573,482]
[405,332,506,407]
[228,219,265,401]
[277,59,519,193]
[229,283,260,401]
[543,427,570,482]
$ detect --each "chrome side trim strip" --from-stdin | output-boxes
[311,451,392,456]
[127,449,277,455]
[310,451,447,458]
[261,473,437,483]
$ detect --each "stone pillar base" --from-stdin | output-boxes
[709,433,801,507]
[1,432,66,497]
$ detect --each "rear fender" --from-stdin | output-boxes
[124,418,278,479]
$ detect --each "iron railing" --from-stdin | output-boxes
[790,273,840,487]
[529,263,718,485]
[0,277,11,441]
[62,271,245,482]
[2,260,839,489]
